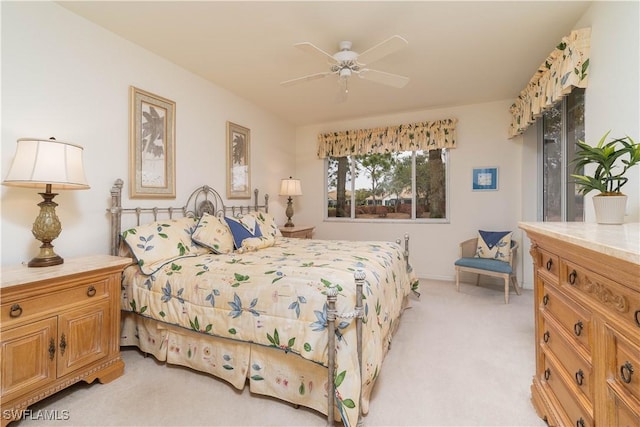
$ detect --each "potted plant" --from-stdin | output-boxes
[572,131,640,224]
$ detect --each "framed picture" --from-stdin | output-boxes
[226,121,251,199]
[129,86,176,199]
[472,167,499,191]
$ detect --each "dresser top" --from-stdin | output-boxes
[1,255,132,289]
[519,222,640,265]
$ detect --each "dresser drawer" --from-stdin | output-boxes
[541,353,593,427]
[563,261,640,332]
[542,283,592,354]
[607,327,640,405]
[538,249,560,283]
[541,313,593,402]
[1,278,108,328]
[611,391,640,427]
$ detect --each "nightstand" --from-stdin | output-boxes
[0,255,131,426]
[279,225,315,239]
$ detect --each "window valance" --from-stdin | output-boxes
[317,118,457,158]
[509,27,591,138]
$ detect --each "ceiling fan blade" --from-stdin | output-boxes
[358,69,409,88]
[294,42,338,64]
[280,71,332,87]
[357,35,408,66]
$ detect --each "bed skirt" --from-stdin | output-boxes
[121,298,408,421]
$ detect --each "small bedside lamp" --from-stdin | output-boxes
[2,137,90,267]
[279,177,302,227]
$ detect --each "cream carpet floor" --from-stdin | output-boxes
[18,279,546,427]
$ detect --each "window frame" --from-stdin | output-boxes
[324,149,450,224]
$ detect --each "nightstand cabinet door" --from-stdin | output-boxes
[0,317,57,403]
[57,300,111,377]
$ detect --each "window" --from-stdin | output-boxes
[326,149,448,221]
[540,88,585,221]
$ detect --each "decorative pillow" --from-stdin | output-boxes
[224,214,263,249]
[475,230,513,263]
[245,211,281,238]
[240,234,276,252]
[192,212,234,254]
[122,216,201,275]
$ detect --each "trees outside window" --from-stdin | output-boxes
[326,149,448,221]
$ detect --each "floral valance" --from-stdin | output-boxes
[509,27,591,138]
[317,118,457,158]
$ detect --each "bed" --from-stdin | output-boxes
[109,179,418,426]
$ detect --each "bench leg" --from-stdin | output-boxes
[511,275,522,295]
[455,268,460,292]
[504,274,509,304]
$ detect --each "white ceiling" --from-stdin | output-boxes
[58,1,591,126]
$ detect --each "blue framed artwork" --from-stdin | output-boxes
[472,167,498,191]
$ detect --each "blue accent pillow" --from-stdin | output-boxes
[475,230,512,263]
[224,215,263,249]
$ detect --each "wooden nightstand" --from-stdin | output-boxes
[279,225,315,239]
[0,255,131,426]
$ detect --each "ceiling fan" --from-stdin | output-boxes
[280,35,410,100]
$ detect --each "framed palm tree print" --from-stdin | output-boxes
[226,121,251,199]
[129,86,176,198]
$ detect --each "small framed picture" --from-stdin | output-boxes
[226,121,251,199]
[472,167,498,191]
[129,86,176,199]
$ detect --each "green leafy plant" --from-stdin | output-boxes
[571,131,640,195]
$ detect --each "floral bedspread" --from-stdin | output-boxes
[121,237,417,426]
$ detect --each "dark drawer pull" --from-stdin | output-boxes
[87,285,96,297]
[9,304,22,318]
[575,369,584,386]
[544,368,551,381]
[620,361,634,384]
[546,259,553,271]
[542,294,549,306]
[576,417,585,427]
[569,270,577,285]
[574,320,584,336]
[48,338,55,360]
[543,331,550,343]
[635,310,640,327]
[60,333,67,356]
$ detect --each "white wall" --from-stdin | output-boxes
[576,1,640,223]
[294,100,524,282]
[1,2,296,266]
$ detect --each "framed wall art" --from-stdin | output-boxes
[226,121,251,199]
[472,167,499,191]
[129,86,176,198]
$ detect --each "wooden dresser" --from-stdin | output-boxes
[279,225,314,239]
[0,255,131,426]
[519,222,640,427]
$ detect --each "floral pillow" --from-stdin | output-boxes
[245,211,281,238]
[475,230,513,263]
[224,214,263,249]
[192,212,234,254]
[122,216,201,275]
[239,234,276,252]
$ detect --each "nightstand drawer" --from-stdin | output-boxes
[1,278,108,328]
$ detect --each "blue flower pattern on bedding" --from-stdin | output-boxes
[120,237,417,427]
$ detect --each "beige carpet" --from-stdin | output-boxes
[17,279,546,426]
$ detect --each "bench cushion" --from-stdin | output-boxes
[455,257,512,274]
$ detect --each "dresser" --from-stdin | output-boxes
[519,222,640,427]
[279,225,314,239]
[0,255,131,426]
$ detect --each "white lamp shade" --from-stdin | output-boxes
[279,178,302,196]
[3,138,90,190]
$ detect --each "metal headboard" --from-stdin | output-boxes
[108,178,269,256]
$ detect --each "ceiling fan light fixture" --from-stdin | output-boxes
[339,68,352,78]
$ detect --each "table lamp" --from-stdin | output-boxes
[2,137,90,267]
[279,177,302,227]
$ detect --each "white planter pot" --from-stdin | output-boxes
[592,194,627,224]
